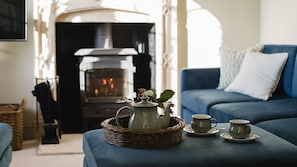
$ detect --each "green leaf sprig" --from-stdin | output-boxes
[144,89,175,109]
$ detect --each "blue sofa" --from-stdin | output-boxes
[180,44,297,146]
[0,123,13,167]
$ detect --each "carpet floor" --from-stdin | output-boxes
[10,137,83,167]
[37,134,83,155]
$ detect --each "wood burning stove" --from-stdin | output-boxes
[75,23,138,130]
[77,54,136,131]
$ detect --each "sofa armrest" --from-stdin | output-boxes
[180,68,220,91]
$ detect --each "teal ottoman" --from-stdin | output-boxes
[83,124,297,167]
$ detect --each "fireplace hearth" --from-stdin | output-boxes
[56,23,155,132]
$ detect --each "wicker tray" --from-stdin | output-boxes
[0,98,26,151]
[101,116,185,149]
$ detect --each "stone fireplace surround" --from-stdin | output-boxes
[44,1,171,132]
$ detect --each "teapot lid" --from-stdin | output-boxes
[132,97,158,107]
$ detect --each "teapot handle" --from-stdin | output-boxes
[116,106,132,127]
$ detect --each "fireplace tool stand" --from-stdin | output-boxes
[32,77,61,144]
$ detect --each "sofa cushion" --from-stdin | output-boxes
[217,44,263,89]
[209,98,297,124]
[0,123,12,158]
[225,51,288,100]
[181,89,260,115]
[263,45,297,97]
[255,117,297,145]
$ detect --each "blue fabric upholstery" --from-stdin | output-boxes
[83,126,297,167]
[181,89,260,116]
[180,44,297,146]
[256,117,297,146]
[180,68,220,91]
[0,123,12,167]
[209,98,297,124]
[292,57,297,97]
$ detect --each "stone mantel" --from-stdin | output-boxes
[35,0,179,113]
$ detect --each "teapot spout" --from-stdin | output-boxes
[159,102,174,129]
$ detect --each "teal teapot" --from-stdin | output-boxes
[115,97,173,130]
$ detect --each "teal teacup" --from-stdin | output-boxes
[228,119,251,139]
[191,114,217,133]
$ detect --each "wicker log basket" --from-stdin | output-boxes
[0,98,26,151]
[101,116,185,149]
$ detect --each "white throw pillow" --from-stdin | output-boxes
[217,44,264,89]
[225,51,288,100]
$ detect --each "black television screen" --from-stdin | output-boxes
[0,0,27,41]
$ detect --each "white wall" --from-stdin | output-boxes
[0,0,36,139]
[187,0,260,68]
[260,0,297,44]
